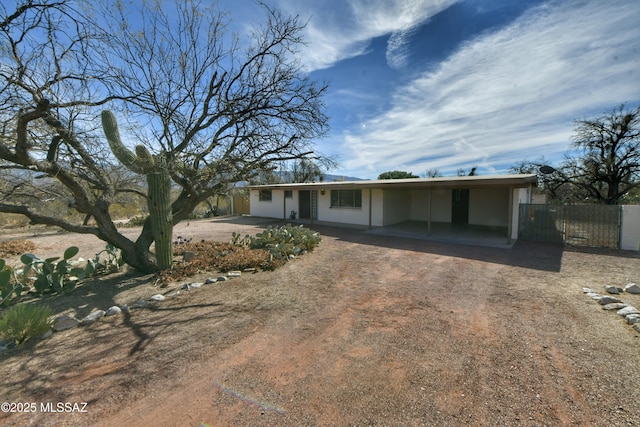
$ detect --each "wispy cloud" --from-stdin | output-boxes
[337,0,640,177]
[277,0,457,71]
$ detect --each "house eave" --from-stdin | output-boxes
[248,174,538,191]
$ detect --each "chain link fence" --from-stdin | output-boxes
[518,204,621,249]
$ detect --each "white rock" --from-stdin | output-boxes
[626,314,640,325]
[586,293,602,300]
[617,306,640,317]
[150,294,166,301]
[634,323,640,333]
[228,271,241,277]
[205,277,217,284]
[81,310,106,325]
[189,282,203,289]
[217,276,228,282]
[41,329,53,339]
[105,306,122,316]
[54,314,79,331]
[624,283,640,294]
[583,288,595,294]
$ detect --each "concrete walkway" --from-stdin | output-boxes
[366,221,515,249]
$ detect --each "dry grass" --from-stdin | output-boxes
[160,240,285,283]
[0,239,37,257]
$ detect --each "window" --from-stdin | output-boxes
[259,190,272,201]
[330,189,362,208]
[284,190,293,199]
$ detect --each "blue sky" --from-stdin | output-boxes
[223,0,640,179]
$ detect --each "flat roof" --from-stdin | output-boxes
[249,174,538,190]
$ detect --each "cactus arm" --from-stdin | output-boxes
[101,110,146,174]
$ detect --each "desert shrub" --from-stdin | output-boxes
[0,303,53,344]
[214,247,284,272]
[0,213,30,228]
[0,239,37,257]
[162,241,284,282]
[233,224,321,260]
[118,215,148,228]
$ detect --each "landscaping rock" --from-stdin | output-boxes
[150,294,166,302]
[54,314,80,331]
[624,283,640,294]
[105,306,122,316]
[598,296,622,305]
[604,285,619,295]
[634,323,640,333]
[0,339,17,353]
[626,314,640,325]
[205,277,217,284]
[189,282,203,289]
[583,288,595,294]
[81,310,106,325]
[617,306,640,317]
[121,304,130,313]
[586,293,602,301]
[217,276,228,282]
[228,271,241,277]
[132,300,149,309]
[181,283,191,290]
[183,251,195,262]
[41,329,53,339]
[602,303,628,311]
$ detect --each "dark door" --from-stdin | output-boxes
[451,189,469,225]
[299,190,311,219]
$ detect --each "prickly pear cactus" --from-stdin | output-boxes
[101,110,173,270]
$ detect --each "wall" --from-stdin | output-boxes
[621,205,640,251]
[382,190,411,226]
[318,187,372,226]
[512,188,527,240]
[468,188,509,227]
[250,189,285,218]
[431,189,452,222]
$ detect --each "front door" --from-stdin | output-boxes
[299,190,311,219]
[451,189,469,225]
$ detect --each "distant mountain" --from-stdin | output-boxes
[318,173,365,182]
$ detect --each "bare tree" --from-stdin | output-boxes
[510,104,640,205]
[561,104,640,204]
[0,0,329,272]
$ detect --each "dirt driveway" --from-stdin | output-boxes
[1,217,639,426]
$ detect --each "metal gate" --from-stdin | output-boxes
[518,204,621,248]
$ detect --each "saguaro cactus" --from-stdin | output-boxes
[101,110,173,270]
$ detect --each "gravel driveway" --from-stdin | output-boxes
[1,217,639,426]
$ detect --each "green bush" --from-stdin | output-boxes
[232,224,321,260]
[0,303,53,344]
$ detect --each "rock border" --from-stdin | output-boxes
[0,271,246,354]
[582,283,640,333]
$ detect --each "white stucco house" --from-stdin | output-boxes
[248,174,539,245]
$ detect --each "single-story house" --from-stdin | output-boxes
[249,174,538,245]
